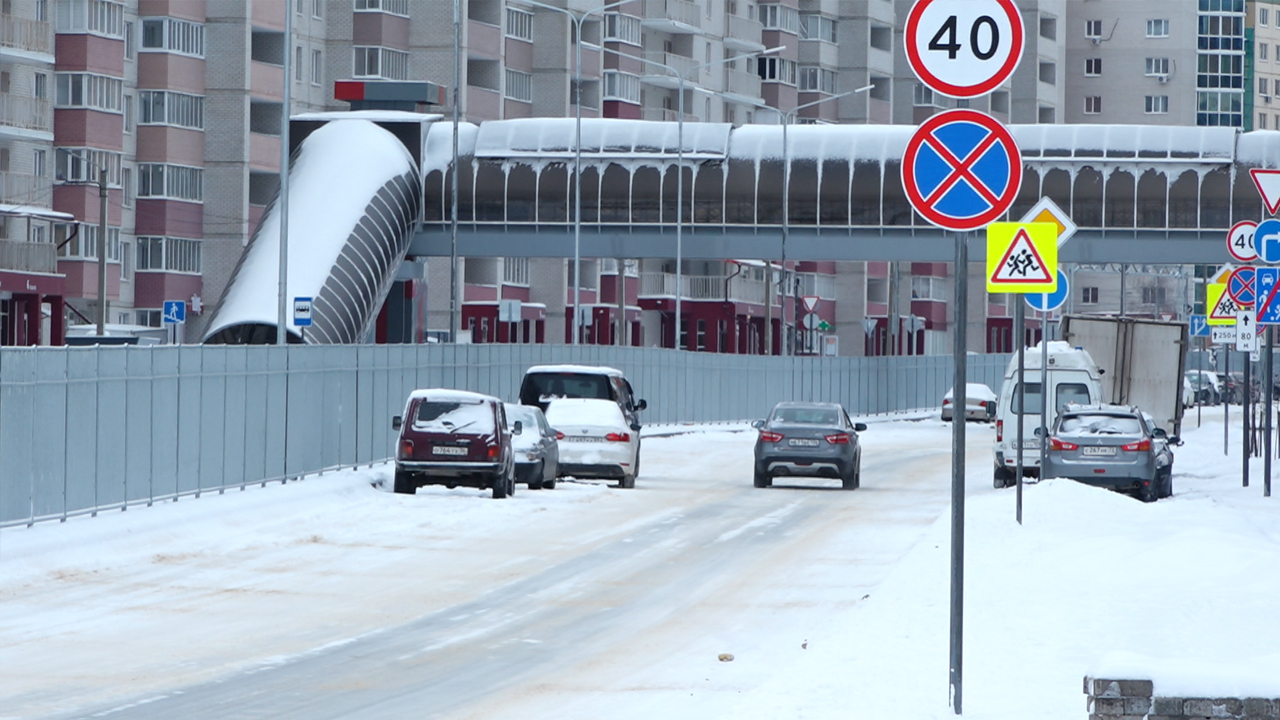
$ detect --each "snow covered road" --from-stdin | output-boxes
[1,419,977,720]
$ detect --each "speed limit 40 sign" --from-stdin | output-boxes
[906,0,1025,98]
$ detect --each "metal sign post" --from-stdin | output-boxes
[948,231,968,717]
[1039,308,1049,493]
[1245,343,1252,486]
[1014,300,1025,525]
[1267,326,1274,498]
[1225,350,1231,455]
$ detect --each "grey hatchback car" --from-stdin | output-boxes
[752,402,867,489]
[1041,404,1178,502]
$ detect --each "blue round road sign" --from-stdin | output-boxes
[902,109,1023,232]
[1025,269,1069,312]
[1228,266,1256,306]
[1257,218,1280,264]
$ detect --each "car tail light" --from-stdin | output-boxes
[606,432,631,442]
[996,420,1003,442]
[759,430,784,443]
[1048,437,1078,451]
[398,439,414,459]
[942,398,951,406]
[825,433,850,445]
[1122,438,1151,452]
[555,431,565,440]
[487,444,500,459]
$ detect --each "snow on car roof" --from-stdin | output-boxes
[406,388,499,404]
[525,364,624,377]
[944,383,997,401]
[544,398,626,426]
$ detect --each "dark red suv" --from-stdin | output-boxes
[392,389,517,499]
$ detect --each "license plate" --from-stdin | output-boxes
[567,436,607,443]
[1082,446,1117,456]
[788,438,820,447]
[432,445,468,456]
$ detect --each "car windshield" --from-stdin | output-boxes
[1058,414,1143,436]
[414,400,494,433]
[521,373,613,404]
[506,406,539,430]
[773,407,839,425]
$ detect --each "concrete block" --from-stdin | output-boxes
[1092,679,1153,698]
[1243,697,1280,717]
[1126,697,1154,714]
[1185,698,1243,717]
[1154,697,1186,716]
[1095,698,1127,715]
[1213,698,1244,716]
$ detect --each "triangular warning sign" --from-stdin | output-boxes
[990,229,1054,285]
[1211,287,1240,321]
[1250,169,1280,215]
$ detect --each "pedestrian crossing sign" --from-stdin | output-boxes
[1207,282,1239,326]
[986,222,1058,293]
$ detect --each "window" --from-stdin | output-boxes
[123,20,133,58]
[139,17,205,57]
[137,163,203,202]
[1198,90,1244,126]
[138,91,204,129]
[799,13,836,43]
[311,49,322,85]
[123,93,132,132]
[295,46,303,81]
[135,236,202,273]
[1085,19,1102,38]
[913,82,935,106]
[136,309,161,327]
[1039,61,1056,85]
[1039,15,1057,41]
[55,0,125,38]
[122,167,132,207]
[602,71,640,103]
[603,13,641,45]
[504,69,532,102]
[353,0,409,16]
[911,276,946,301]
[1261,113,1268,129]
[119,240,130,280]
[34,72,46,99]
[798,66,836,93]
[756,56,796,85]
[313,0,322,18]
[33,149,45,177]
[1084,96,1102,114]
[506,7,532,40]
[1262,77,1270,95]
[1142,286,1167,304]
[1085,58,1102,76]
[54,73,123,112]
[1147,19,1169,37]
[759,3,799,33]
[353,46,409,80]
[1146,95,1169,113]
[1261,6,1269,25]
[1082,286,1099,304]
[55,148,122,185]
[1145,57,1170,76]
[1198,14,1243,51]
[1263,44,1271,62]
[56,224,121,262]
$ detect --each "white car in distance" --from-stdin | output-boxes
[544,398,641,489]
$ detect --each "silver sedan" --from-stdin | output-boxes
[752,402,867,490]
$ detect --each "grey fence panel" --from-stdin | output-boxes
[263,347,289,482]
[1,351,35,523]
[220,347,249,489]
[125,349,155,503]
[176,347,204,495]
[148,348,180,500]
[240,347,270,486]
[31,351,66,521]
[94,350,128,510]
[197,348,227,495]
[64,350,101,514]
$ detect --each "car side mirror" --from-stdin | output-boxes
[1171,436,1183,446]
[985,400,997,415]
[636,399,647,411]
[751,419,765,429]
[1152,427,1167,438]
[1033,426,1046,438]
[392,416,402,431]
[513,420,523,435]
[630,423,641,432]
[854,422,868,432]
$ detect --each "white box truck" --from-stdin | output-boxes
[1058,315,1190,437]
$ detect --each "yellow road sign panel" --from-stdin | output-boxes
[1018,197,1077,246]
[1207,283,1239,326]
[986,222,1058,293]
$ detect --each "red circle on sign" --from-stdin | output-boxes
[1227,220,1258,263]
[1228,266,1257,306]
[902,109,1023,232]
[905,0,1025,99]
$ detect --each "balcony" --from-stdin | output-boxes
[0,93,52,141]
[0,239,57,274]
[0,15,53,62]
[640,107,698,122]
[641,0,701,33]
[641,51,697,88]
[724,14,765,52]
[723,69,762,102]
[639,272,772,304]
[796,272,836,300]
[0,171,52,206]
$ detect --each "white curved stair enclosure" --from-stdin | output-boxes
[203,119,421,344]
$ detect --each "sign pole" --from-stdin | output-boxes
[1225,350,1230,456]
[1014,300,1025,525]
[948,231,967,716]
[1267,325,1274,498]
[1198,335,1203,428]
[1039,308,1049,481]
[1244,349,1251,486]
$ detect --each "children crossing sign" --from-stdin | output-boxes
[1207,282,1239,326]
[986,222,1057,293]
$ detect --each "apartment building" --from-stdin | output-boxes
[1249,0,1280,130]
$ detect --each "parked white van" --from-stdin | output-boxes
[993,342,1105,488]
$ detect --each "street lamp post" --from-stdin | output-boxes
[95,166,108,337]
[755,84,873,355]
[521,0,629,345]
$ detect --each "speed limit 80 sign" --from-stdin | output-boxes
[906,0,1025,99]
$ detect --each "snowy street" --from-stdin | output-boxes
[3,409,1279,719]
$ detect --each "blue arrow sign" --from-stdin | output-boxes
[162,300,186,325]
[1257,268,1280,325]
[1259,218,1280,264]
[1025,269,1070,312]
[1189,315,1210,337]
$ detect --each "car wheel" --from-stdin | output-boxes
[993,466,1014,489]
[620,473,636,489]
[841,462,858,490]
[853,454,862,489]
[393,470,416,495]
[543,462,557,490]
[527,462,544,490]
[493,464,514,499]
[753,465,771,489]
[633,441,641,479]
[1161,468,1174,498]
[1139,477,1159,503]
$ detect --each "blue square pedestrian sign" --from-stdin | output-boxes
[162,300,186,325]
[1256,268,1280,325]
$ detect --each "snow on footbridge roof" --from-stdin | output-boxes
[1014,124,1237,162]
[474,118,733,160]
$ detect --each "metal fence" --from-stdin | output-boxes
[0,344,1009,527]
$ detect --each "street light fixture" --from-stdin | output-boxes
[754,83,874,355]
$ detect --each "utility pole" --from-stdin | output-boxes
[96,166,108,336]
[276,1,293,346]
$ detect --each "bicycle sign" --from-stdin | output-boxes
[905,0,1025,98]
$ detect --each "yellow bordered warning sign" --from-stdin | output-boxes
[986,222,1058,293]
[1207,282,1239,326]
